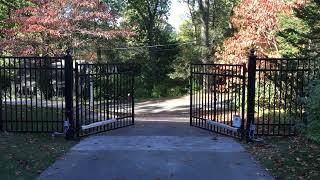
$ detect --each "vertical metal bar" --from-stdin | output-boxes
[241,63,246,139]
[75,62,80,137]
[213,75,217,126]
[80,65,83,136]
[116,65,119,128]
[206,67,210,129]
[219,68,223,133]
[257,60,261,135]
[299,60,305,135]
[113,64,116,128]
[198,65,201,127]
[102,64,106,130]
[4,58,8,131]
[246,49,257,142]
[273,60,277,135]
[86,65,90,134]
[50,58,54,132]
[14,58,17,131]
[60,58,64,133]
[106,64,110,127]
[8,57,12,131]
[283,59,289,135]
[230,66,235,127]
[23,57,28,131]
[263,60,266,134]
[214,67,217,129]
[201,65,204,126]
[120,65,123,127]
[44,57,49,132]
[34,58,38,132]
[268,59,272,135]
[55,58,59,132]
[39,57,43,132]
[29,58,33,132]
[278,59,283,135]
[223,66,227,133]
[93,65,97,133]
[294,60,300,134]
[196,65,199,127]
[0,58,3,131]
[203,66,206,128]
[119,65,123,127]
[190,64,193,126]
[289,60,294,134]
[64,50,74,139]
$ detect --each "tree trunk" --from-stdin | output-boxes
[198,0,210,63]
[97,45,102,62]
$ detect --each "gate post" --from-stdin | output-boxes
[0,94,2,132]
[64,50,74,139]
[246,48,257,142]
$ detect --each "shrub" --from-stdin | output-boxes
[304,80,320,143]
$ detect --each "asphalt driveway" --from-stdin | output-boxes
[38,117,273,180]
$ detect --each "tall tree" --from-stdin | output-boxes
[218,0,301,64]
[0,0,131,59]
[184,0,237,62]
[276,0,320,59]
[198,0,210,50]
[124,0,170,46]
[121,0,180,97]
[0,0,30,19]
[186,0,209,62]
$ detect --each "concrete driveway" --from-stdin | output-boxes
[38,117,273,180]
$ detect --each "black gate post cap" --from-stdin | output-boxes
[249,48,256,56]
[66,49,71,56]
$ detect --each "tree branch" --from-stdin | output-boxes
[0,0,17,9]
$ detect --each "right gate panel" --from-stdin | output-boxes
[190,64,246,138]
[75,63,134,137]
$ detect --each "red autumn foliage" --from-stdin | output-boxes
[0,0,133,56]
[217,0,303,64]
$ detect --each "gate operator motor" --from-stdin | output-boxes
[232,115,241,128]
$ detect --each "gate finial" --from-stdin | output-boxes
[250,48,256,57]
[66,49,71,56]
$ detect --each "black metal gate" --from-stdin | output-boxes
[190,50,319,140]
[75,63,134,137]
[190,64,246,138]
[0,56,65,133]
[253,57,318,136]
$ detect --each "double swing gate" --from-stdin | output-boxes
[0,52,134,137]
[1,49,319,140]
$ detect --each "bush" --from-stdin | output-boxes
[304,80,320,143]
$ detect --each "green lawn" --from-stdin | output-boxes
[0,133,77,180]
[245,136,320,180]
[1,105,64,132]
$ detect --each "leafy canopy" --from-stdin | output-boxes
[0,0,132,57]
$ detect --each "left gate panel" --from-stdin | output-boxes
[0,56,65,133]
[75,63,134,137]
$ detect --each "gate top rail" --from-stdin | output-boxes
[76,62,135,66]
[191,63,244,67]
[256,57,312,61]
[0,56,64,59]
